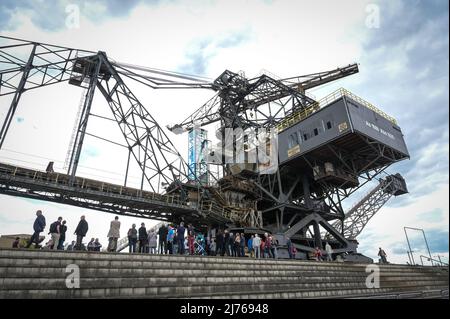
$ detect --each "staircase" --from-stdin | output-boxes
[0,249,448,299]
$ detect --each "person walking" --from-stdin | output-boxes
[148,229,158,254]
[378,247,388,264]
[74,215,88,250]
[127,224,138,253]
[57,220,67,250]
[177,222,186,255]
[49,217,62,250]
[26,210,46,248]
[138,223,148,253]
[107,216,121,252]
[253,234,261,258]
[325,242,333,261]
[158,224,168,254]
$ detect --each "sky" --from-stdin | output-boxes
[0,0,448,264]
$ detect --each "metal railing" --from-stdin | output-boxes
[277,87,397,132]
[419,255,449,267]
[340,88,397,125]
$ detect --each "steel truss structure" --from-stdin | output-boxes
[170,64,409,258]
[0,36,408,259]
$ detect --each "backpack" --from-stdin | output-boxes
[49,221,58,234]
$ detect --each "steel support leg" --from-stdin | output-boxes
[67,58,102,184]
[0,44,36,149]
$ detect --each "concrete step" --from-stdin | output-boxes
[0,249,447,299]
[1,256,447,277]
[1,264,447,282]
[1,249,446,272]
[2,282,447,299]
[0,274,447,290]
[348,288,449,299]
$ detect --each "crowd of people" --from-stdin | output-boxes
[18,209,388,263]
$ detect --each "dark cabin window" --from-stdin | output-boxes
[326,121,332,129]
[313,128,319,136]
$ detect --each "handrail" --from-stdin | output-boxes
[419,255,449,266]
[277,87,397,132]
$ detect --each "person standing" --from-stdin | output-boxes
[107,216,121,252]
[209,238,216,256]
[158,224,168,254]
[49,217,62,250]
[167,225,175,254]
[216,230,224,256]
[252,234,261,258]
[148,230,158,254]
[234,233,241,257]
[269,235,276,259]
[378,247,388,264]
[57,220,67,250]
[127,224,138,253]
[260,238,266,258]
[188,228,195,255]
[177,222,186,255]
[26,210,46,248]
[247,235,254,258]
[74,215,88,250]
[286,237,293,259]
[138,223,148,253]
[229,232,236,257]
[325,242,333,261]
[240,233,246,257]
[264,233,272,258]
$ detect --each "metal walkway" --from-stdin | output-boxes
[0,162,229,224]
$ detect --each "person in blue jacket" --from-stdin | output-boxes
[26,210,46,248]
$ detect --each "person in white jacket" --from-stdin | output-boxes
[107,216,121,252]
[252,234,261,258]
[325,242,333,261]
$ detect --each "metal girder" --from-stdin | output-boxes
[0,36,95,97]
[94,53,191,193]
[333,174,407,239]
[281,63,359,91]
[168,71,317,133]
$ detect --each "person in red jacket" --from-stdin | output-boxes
[314,247,323,261]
